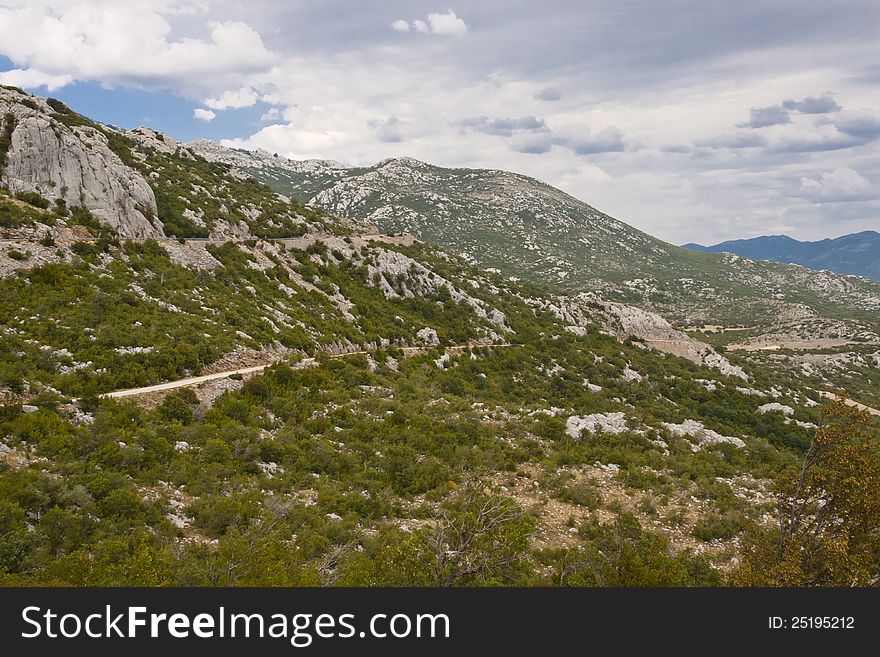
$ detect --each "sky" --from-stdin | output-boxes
[1,1,878,245]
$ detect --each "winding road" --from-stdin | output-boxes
[102,343,511,399]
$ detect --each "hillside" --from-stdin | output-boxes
[189,142,880,337]
[0,87,878,587]
[683,231,880,281]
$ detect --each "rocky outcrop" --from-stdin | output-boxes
[125,126,179,155]
[542,293,748,379]
[566,412,632,438]
[661,419,745,450]
[0,88,162,239]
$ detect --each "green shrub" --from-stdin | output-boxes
[14,191,49,209]
[692,511,748,541]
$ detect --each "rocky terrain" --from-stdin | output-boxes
[189,142,880,335]
[0,87,876,588]
[188,140,880,416]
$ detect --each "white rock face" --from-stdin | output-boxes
[1,89,162,238]
[125,126,179,155]
[757,403,794,416]
[364,246,511,333]
[622,365,643,382]
[566,412,631,438]
[548,295,748,379]
[661,419,746,450]
[416,327,440,346]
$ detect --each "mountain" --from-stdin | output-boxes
[189,142,880,339]
[1,87,878,588]
[683,232,880,281]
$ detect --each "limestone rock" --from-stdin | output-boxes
[1,88,162,239]
[661,419,745,450]
[757,402,794,415]
[566,412,631,438]
[416,327,440,346]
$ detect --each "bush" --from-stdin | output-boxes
[14,191,50,209]
[54,198,69,217]
[692,511,747,542]
[157,395,194,425]
[187,494,258,537]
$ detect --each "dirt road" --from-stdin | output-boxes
[818,391,880,417]
[102,343,510,399]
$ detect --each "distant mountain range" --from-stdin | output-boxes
[683,232,880,281]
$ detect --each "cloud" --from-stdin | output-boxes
[511,133,556,154]
[827,111,880,140]
[534,87,562,102]
[460,115,548,137]
[193,108,216,121]
[782,94,841,114]
[557,126,626,154]
[694,133,768,149]
[739,105,791,128]
[768,126,868,153]
[260,107,282,122]
[427,10,469,36]
[204,87,259,110]
[458,115,628,155]
[799,167,875,202]
[392,10,468,37]
[367,116,406,143]
[739,95,842,129]
[0,68,72,91]
[0,3,276,98]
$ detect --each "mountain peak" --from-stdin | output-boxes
[375,155,429,168]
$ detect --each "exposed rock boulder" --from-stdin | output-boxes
[566,412,632,438]
[757,402,794,415]
[661,419,745,450]
[416,327,440,346]
[125,126,180,155]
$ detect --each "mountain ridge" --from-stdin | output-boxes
[189,140,880,334]
[683,231,880,281]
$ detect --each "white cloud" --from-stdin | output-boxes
[799,167,875,202]
[204,87,259,110]
[0,3,276,98]
[193,108,216,121]
[367,116,407,143]
[0,68,72,91]
[427,10,468,36]
[392,10,468,37]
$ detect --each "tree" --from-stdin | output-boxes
[157,394,194,424]
[429,483,534,587]
[732,403,880,586]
